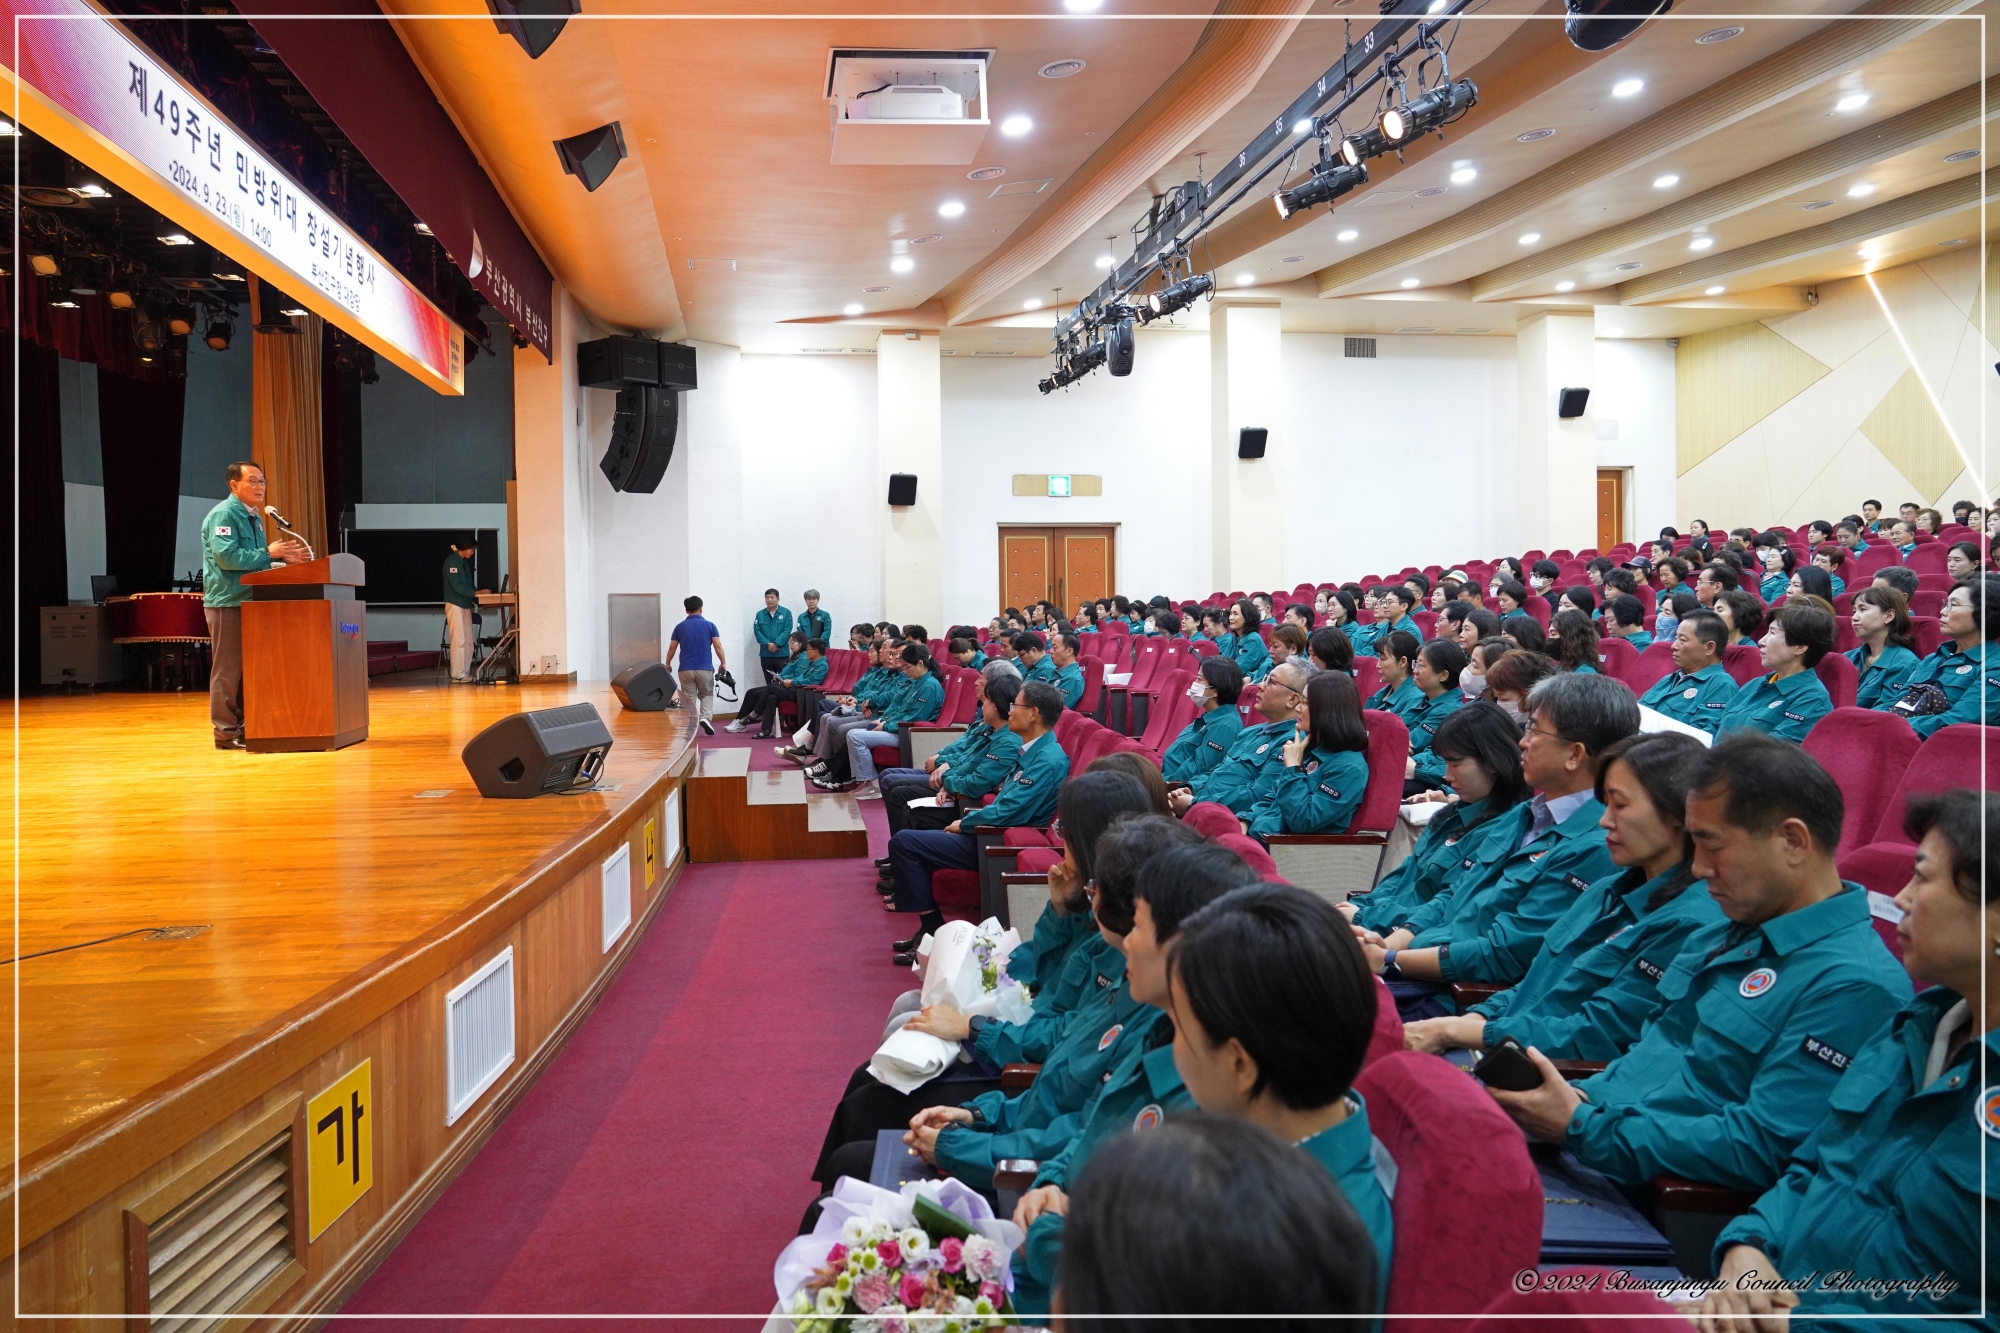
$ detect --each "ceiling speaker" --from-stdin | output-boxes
[554,122,628,192]
[488,0,578,58]
[1564,0,1673,51]
[599,386,678,493]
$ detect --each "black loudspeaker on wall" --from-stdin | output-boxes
[462,703,614,798]
[1106,317,1136,377]
[1557,387,1591,419]
[887,473,919,506]
[554,121,627,192]
[611,662,676,711]
[600,386,679,493]
[488,0,579,58]
[1237,427,1269,460]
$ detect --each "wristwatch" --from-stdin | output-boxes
[1382,948,1403,979]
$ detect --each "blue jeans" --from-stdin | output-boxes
[846,728,900,781]
[887,828,978,913]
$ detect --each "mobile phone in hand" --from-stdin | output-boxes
[1472,1037,1545,1092]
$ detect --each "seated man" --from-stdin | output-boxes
[1167,663,1306,821]
[1048,631,1086,708]
[1486,734,1908,1198]
[877,667,1023,846]
[1016,632,1058,685]
[1357,672,1637,1017]
[732,633,829,739]
[1357,587,1417,657]
[1161,656,1245,784]
[1686,788,1993,1332]
[884,680,1069,948]
[1716,602,1835,743]
[1637,611,1739,734]
[786,638,901,758]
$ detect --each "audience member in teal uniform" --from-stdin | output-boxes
[1879,576,2000,737]
[1753,534,1794,602]
[1015,632,1059,685]
[1161,656,1246,784]
[1846,585,1922,711]
[1639,611,1739,734]
[1403,732,1724,1063]
[1363,630,1424,721]
[1048,632,1086,708]
[1200,606,1231,654]
[1687,789,1997,1333]
[732,632,830,739]
[1861,498,1885,533]
[1603,592,1653,653]
[1348,702,1530,935]
[1169,663,1306,820]
[1550,609,1603,674]
[1787,564,1837,607]
[1358,672,1637,1016]
[1810,543,1849,595]
[1401,639,1466,792]
[1247,670,1371,838]
[1486,734,1909,1206]
[949,635,988,671]
[1717,602,1835,743]
[1945,538,1983,580]
[796,589,830,648]
[1357,586,1418,657]
[1223,599,1272,680]
[1715,588,1763,648]
[1887,518,1918,557]
[753,588,794,684]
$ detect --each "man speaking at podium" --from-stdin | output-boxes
[201,462,309,750]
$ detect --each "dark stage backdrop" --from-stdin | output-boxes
[97,371,187,595]
[6,340,70,691]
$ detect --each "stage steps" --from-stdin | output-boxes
[686,746,868,862]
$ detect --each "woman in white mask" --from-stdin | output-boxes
[1481,647,1559,727]
[1161,656,1248,785]
[1460,637,1509,700]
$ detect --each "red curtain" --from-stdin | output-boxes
[0,272,170,381]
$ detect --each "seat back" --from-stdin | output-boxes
[1814,651,1858,709]
[1055,709,1085,748]
[1911,616,1941,656]
[1182,801,1242,839]
[1627,640,1677,693]
[1215,832,1282,880]
[1126,639,1164,690]
[1800,708,1923,856]
[1721,644,1763,685]
[950,668,984,724]
[1352,655,1381,701]
[1076,659,1103,716]
[1596,636,1637,683]
[1363,976,1404,1069]
[1355,711,1412,834]
[1189,638,1218,658]
[1073,723,1124,771]
[1139,673,1196,753]
[1525,595,1552,629]
[1355,1051,1542,1326]
[1410,610,1438,640]
[1909,588,1945,617]
[1236,684,1261,726]
[1156,640,1188,678]
[1852,544,1899,577]
[1869,723,2000,846]
[1903,543,1948,575]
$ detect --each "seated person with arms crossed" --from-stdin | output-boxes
[1160,656,1245,785]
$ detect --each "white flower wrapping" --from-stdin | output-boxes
[866,919,1027,1093]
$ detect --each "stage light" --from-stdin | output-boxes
[1653,173,1679,188]
[1235,273,1256,286]
[0,118,16,135]
[1063,0,1103,10]
[1145,272,1213,319]
[205,318,234,350]
[1555,280,1576,292]
[843,303,863,315]
[414,221,433,235]
[890,256,915,273]
[1106,315,1135,376]
[29,253,60,276]
[1095,254,1114,268]
[49,298,79,309]
[938,200,965,217]
[158,233,194,246]
[1689,236,1713,251]
[65,161,112,199]
[490,0,579,59]
[1704,285,1725,295]
[1375,79,1479,150]
[1835,93,1869,112]
[167,305,195,336]
[1612,77,1645,97]
[1001,115,1033,137]
[1519,232,1541,245]
[1292,118,1313,136]
[1272,160,1367,219]
[107,290,135,309]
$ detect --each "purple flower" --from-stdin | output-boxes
[937,1237,964,1273]
[826,1243,849,1268]
[877,1240,903,1267]
[852,1271,894,1314]
[898,1273,928,1309]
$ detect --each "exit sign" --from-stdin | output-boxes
[1047,475,1072,497]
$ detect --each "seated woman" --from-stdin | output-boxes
[1787,563,1836,606]
[1498,612,1545,654]
[1161,656,1246,784]
[1548,608,1602,674]
[1459,635,1510,700]
[1716,602,1835,743]
[1270,622,1311,674]
[1715,587,1764,647]
[1246,671,1370,838]
[1811,542,1850,595]
[1753,533,1795,602]
[1686,789,1994,1333]
[1403,639,1467,791]
[1402,732,1722,1061]
[1362,630,1423,719]
[730,631,825,737]
[1224,599,1272,680]
[1847,586,1921,710]
[1654,586,1697,646]
[1483,645,1559,724]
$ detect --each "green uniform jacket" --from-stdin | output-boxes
[877,672,945,734]
[963,650,988,670]
[442,552,477,608]
[1405,688,1465,786]
[1714,987,1995,1330]
[1566,885,1909,1191]
[1759,572,1791,602]
[930,718,992,770]
[753,605,794,657]
[1638,664,1739,734]
[1718,669,1833,744]
[1475,865,1725,1061]
[1406,796,1616,986]
[939,725,1023,799]
[1212,631,1238,659]
[1001,898,1096,1005]
[199,495,275,608]
[1351,797,1513,934]
[1023,654,1058,685]
[1298,1101,1396,1315]
[959,732,1067,830]
[1187,720,1292,817]
[1846,643,1920,711]
[1053,661,1085,708]
[852,667,899,710]
[1161,705,1244,783]
[1348,620,1385,656]
[778,654,828,685]
[1880,640,1995,737]
[1364,677,1425,725]
[1248,746,1369,838]
[972,933,1111,1067]
[1620,630,1654,653]
[933,948,1146,1185]
[798,607,831,644]
[1228,630,1272,680]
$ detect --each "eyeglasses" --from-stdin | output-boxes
[1525,724,1564,743]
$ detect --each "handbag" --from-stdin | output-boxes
[1889,680,1950,717]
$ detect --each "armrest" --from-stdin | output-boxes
[1264,832,1390,845]
[1449,982,1505,1010]
[1651,1175,1759,1216]
[992,1160,1040,1192]
[1000,1063,1041,1091]
[1548,1058,1607,1080]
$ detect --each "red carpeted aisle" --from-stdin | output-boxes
[340,736,909,1328]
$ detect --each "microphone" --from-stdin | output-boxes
[263,506,314,560]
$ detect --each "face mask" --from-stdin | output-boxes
[1461,668,1488,696]
[1530,575,1550,590]
[1186,679,1209,704]
[1494,697,1522,718]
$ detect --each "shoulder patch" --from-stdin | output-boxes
[213,524,232,536]
[1739,967,1777,999]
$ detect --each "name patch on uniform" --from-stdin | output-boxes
[1133,1103,1164,1131]
[1783,711,1805,722]
[1565,874,1591,892]
[1318,783,1343,798]
[1098,1023,1124,1052]
[1800,1036,1851,1071]
[1634,957,1664,983]
[1703,701,1727,710]
[1739,967,1777,998]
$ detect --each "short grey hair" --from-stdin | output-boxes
[983,659,1022,683]
[1526,671,1640,757]
[803,588,820,600]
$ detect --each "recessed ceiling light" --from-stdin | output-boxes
[1516,128,1555,143]
[1612,78,1644,98]
[158,233,194,246]
[1705,285,1725,295]
[1023,298,1042,309]
[1944,148,1980,163]
[890,256,915,273]
[1000,115,1033,137]
[1653,173,1680,189]
[1614,261,1644,271]
[1555,280,1576,292]
[1688,236,1713,251]
[1847,182,1876,198]
[1292,118,1314,135]
[1038,59,1086,78]
[1062,0,1102,10]
[911,234,942,245]
[1519,232,1541,245]
[1801,199,1834,210]
[864,286,890,293]
[843,303,864,315]
[1696,25,1744,42]
[1835,93,1869,112]
[1095,254,1114,268]
[1336,229,1359,241]
[1281,255,1305,263]
[1400,277,1421,289]
[1449,166,1477,185]
[938,200,966,217]
[1235,273,1256,286]
[967,166,1006,181]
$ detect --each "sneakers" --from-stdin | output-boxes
[852,780,881,801]
[724,719,747,733]
[698,718,715,736]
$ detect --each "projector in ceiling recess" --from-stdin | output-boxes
[854,85,966,121]
[827,49,992,165]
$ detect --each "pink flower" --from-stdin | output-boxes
[980,1281,1005,1306]
[852,1272,894,1314]
[877,1240,903,1266]
[826,1243,849,1268]
[898,1274,927,1309]
[937,1237,964,1273]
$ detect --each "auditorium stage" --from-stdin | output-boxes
[9,676,703,1323]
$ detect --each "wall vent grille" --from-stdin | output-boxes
[145,1132,294,1331]
[446,947,515,1125]
[602,844,633,952]
[1344,337,1377,359]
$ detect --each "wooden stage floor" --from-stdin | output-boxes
[7,676,696,1177]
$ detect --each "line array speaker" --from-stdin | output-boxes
[599,386,679,493]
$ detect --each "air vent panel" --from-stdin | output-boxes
[1344,337,1377,358]
[145,1132,294,1333]
[446,948,516,1125]
[602,845,633,953]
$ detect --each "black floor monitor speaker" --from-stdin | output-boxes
[600,385,678,493]
[611,661,676,711]
[887,472,919,506]
[462,703,614,798]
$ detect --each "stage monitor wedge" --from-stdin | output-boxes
[611,662,676,711]
[462,703,613,798]
[600,386,679,493]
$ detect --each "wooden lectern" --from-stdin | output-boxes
[240,553,369,752]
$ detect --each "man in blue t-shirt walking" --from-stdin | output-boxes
[665,595,728,735]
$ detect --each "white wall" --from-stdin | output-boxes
[65,483,106,602]
[1592,339,1678,545]
[1280,333,1520,583]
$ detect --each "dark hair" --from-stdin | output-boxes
[1769,602,1835,667]
[1134,843,1265,941]
[949,636,975,657]
[851,622,876,640]
[1791,565,1835,605]
[1469,635,1513,674]
[1499,613,1545,650]
[1690,732,1843,856]
[1077,603,1100,626]
[1377,629,1420,673]
[1658,556,1692,585]
[1305,671,1368,753]
[1056,631,1080,655]
[1155,610,1183,636]
[1561,585,1596,617]
[1753,533,1796,575]
[763,586,781,598]
[1528,670,1640,756]
[1404,572,1432,595]
[1587,556,1615,576]
[1904,789,1999,905]
[1718,589,1765,641]
[1664,588,1700,620]
[1380,586,1417,611]
[1272,623,1309,661]
[1308,625,1354,674]
[1701,561,1740,592]
[1089,752,1172,817]
[1011,631,1041,654]
[1864,498,1882,511]
[902,624,928,642]
[1548,609,1602,672]
[897,643,930,671]
[806,637,827,654]
[1948,540,1983,570]
[1494,580,1531,610]
[1091,814,1202,935]
[1059,1114,1376,1329]
[1807,521,1834,544]
[1494,556,1525,582]
[1486,645,1560,698]
[1428,700,1530,816]
[1171,886,1377,1109]
[225,460,264,483]
[788,630,808,650]
[1417,637,1467,690]
[1592,733,1705,908]
[1679,610,1728,656]
[1853,586,1917,650]
[1606,592,1646,630]
[1230,599,1262,633]
[1323,588,1358,625]
[1198,655,1245,704]
[1603,568,1638,597]
[1057,772,1156,886]
[1532,559,1560,580]
[1462,606,1502,640]
[683,595,704,612]
[1285,603,1315,625]
[1873,566,1920,597]
[1813,542,1849,570]
[982,670,1022,718]
[1019,679,1065,726]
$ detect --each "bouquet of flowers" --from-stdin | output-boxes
[774,1177,1023,1333]
[870,920,1030,1092]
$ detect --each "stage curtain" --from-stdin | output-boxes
[251,306,326,557]
[97,368,186,595]
[4,339,69,690]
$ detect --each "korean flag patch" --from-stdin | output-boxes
[214,524,232,536]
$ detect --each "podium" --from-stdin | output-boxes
[241,553,369,752]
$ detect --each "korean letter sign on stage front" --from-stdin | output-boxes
[1,0,465,394]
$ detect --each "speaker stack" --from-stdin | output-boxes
[577,336,699,494]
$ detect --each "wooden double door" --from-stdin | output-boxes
[999,527,1116,619]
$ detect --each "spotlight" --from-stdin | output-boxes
[1610,77,1646,97]
[1336,228,1359,242]
[1835,93,1869,112]
[1144,272,1213,320]
[1519,232,1541,245]
[1023,298,1042,310]
[1375,79,1478,149]
[49,298,80,310]
[1106,315,1136,376]
[0,117,16,135]
[167,304,195,336]
[554,121,628,192]
[488,0,579,59]
[65,160,112,199]
[205,317,234,351]
[1555,280,1577,292]
[1688,236,1713,251]
[1566,0,1673,53]
[1653,173,1680,188]
[133,308,164,353]
[107,290,135,309]
[1273,160,1368,219]
[29,253,60,276]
